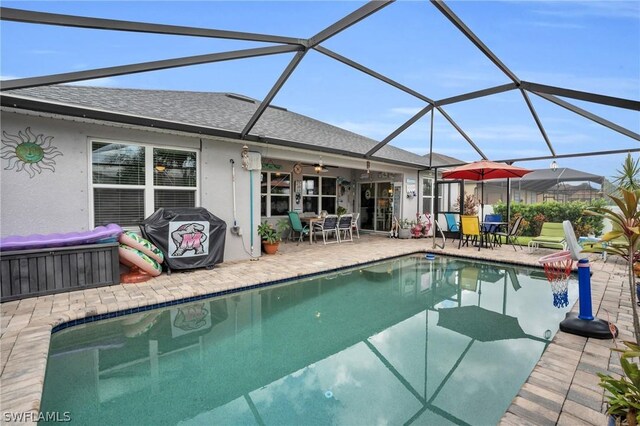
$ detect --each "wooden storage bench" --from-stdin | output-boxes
[0,242,119,302]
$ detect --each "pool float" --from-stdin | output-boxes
[119,244,162,281]
[118,231,164,263]
[0,223,123,251]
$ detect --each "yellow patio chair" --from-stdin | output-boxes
[459,215,483,251]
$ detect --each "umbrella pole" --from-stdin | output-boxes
[506,178,511,225]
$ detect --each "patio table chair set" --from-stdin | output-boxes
[288,211,358,245]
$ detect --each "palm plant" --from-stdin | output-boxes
[612,153,640,193]
[584,189,640,342]
[598,341,640,425]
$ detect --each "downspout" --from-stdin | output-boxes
[250,170,255,257]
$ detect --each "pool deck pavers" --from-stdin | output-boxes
[0,234,635,424]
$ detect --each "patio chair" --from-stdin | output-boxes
[459,215,483,251]
[337,214,353,243]
[482,214,502,246]
[287,211,309,245]
[528,222,566,253]
[495,215,523,251]
[444,213,459,232]
[313,214,339,244]
[351,212,360,239]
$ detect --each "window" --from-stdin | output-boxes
[91,141,198,227]
[261,172,291,217]
[302,176,336,214]
[422,177,434,214]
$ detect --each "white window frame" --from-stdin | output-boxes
[302,175,337,214]
[261,171,291,217]
[422,176,435,214]
[88,138,200,229]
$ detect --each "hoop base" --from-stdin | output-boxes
[559,312,618,339]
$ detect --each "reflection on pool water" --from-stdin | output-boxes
[41,255,577,425]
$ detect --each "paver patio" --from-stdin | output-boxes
[0,234,635,425]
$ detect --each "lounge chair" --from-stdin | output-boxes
[287,211,309,245]
[528,222,567,252]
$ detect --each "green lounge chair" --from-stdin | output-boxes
[528,222,567,252]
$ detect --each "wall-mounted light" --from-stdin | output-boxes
[550,160,558,172]
[366,160,370,174]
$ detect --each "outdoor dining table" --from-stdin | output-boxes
[299,216,323,244]
[480,221,508,248]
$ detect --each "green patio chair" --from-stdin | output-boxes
[287,211,309,245]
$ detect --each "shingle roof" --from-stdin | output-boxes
[4,85,461,168]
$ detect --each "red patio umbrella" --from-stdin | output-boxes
[441,160,532,219]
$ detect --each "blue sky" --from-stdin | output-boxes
[1,1,639,180]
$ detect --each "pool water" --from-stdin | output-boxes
[41,255,577,425]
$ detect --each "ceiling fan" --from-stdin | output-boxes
[294,159,335,174]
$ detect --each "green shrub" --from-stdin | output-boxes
[493,199,606,237]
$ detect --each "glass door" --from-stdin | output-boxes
[359,183,375,231]
[359,182,393,232]
[376,182,393,232]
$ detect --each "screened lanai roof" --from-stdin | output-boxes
[483,167,604,193]
[0,1,638,172]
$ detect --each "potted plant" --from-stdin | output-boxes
[585,189,640,342]
[257,221,281,254]
[398,219,411,239]
[598,341,640,426]
[337,206,347,216]
[276,218,290,242]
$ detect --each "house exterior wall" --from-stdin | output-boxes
[1,109,421,260]
[0,110,257,261]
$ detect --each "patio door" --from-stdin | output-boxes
[359,182,393,232]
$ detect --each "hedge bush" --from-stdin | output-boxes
[493,199,607,237]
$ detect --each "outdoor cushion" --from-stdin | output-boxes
[530,222,566,249]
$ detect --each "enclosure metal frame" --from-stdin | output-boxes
[1,0,639,168]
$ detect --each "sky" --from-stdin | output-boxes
[1,0,639,180]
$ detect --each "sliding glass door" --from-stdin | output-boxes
[359,182,393,232]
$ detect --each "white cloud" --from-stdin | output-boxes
[531,1,640,20]
[0,75,20,81]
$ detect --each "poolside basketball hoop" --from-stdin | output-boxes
[538,250,573,308]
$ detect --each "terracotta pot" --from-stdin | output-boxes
[262,241,279,255]
[634,262,640,277]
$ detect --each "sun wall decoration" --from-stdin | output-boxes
[1,127,63,178]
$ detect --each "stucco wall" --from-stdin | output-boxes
[1,109,421,260]
[0,110,258,261]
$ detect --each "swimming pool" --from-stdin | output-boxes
[40,254,577,425]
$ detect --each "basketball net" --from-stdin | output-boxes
[538,250,573,308]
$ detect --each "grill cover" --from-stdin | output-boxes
[141,207,226,271]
